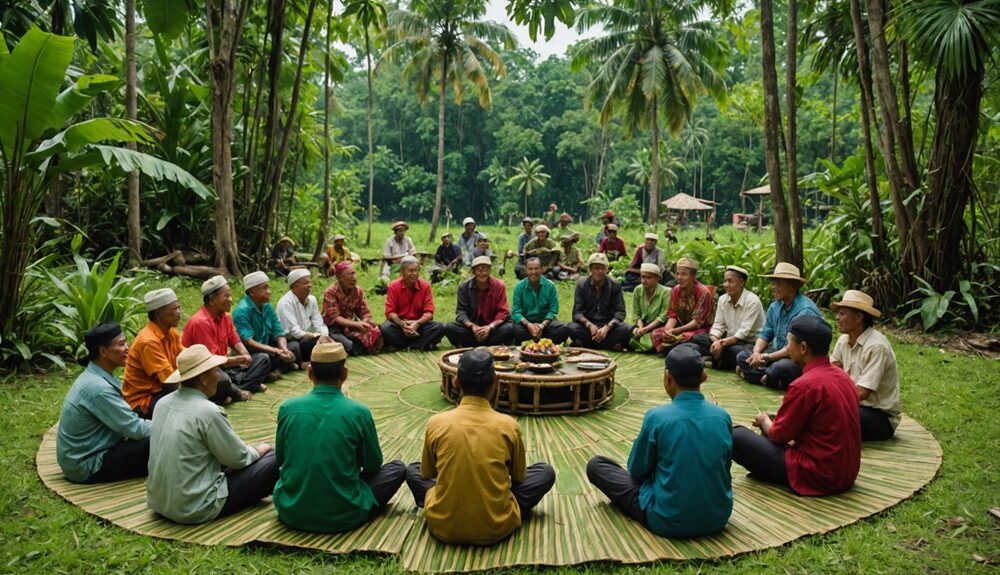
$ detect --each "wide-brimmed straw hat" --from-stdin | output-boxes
[534,225,551,235]
[831,289,882,318]
[391,221,409,231]
[588,253,610,268]
[471,255,493,269]
[560,231,581,243]
[559,213,572,222]
[165,344,228,384]
[761,262,808,283]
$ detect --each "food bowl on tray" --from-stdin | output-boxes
[519,339,562,364]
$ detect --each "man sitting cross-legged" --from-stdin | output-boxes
[732,315,861,496]
[405,348,556,545]
[689,265,765,371]
[233,271,299,375]
[736,262,821,389]
[587,345,733,538]
[57,323,152,484]
[380,256,445,351]
[146,345,278,524]
[830,290,901,441]
[567,253,633,350]
[444,256,515,348]
[276,269,342,362]
[123,288,184,418]
[322,262,384,356]
[511,257,569,345]
[273,342,406,533]
[183,275,270,401]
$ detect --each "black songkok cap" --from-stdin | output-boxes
[789,315,833,351]
[458,347,495,382]
[85,323,122,354]
[664,344,705,386]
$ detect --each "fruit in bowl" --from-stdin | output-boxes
[519,338,562,363]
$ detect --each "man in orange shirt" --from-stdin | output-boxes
[123,288,185,418]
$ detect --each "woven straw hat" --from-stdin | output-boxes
[761,262,808,283]
[588,252,610,268]
[471,255,493,269]
[831,289,881,318]
[165,344,228,384]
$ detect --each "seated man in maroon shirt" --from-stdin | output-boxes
[182,276,271,402]
[444,256,514,348]
[597,224,627,262]
[731,315,861,496]
[379,256,445,351]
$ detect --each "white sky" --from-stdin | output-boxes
[484,1,591,61]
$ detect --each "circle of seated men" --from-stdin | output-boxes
[55,240,902,545]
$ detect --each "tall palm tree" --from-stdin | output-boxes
[382,0,516,243]
[343,0,387,246]
[508,157,550,217]
[627,146,683,192]
[571,0,727,225]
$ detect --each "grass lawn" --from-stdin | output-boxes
[2,221,998,573]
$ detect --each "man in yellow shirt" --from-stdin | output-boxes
[404,348,555,545]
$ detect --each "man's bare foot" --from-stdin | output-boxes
[259,383,268,392]
[239,390,252,401]
[223,396,233,406]
[267,370,281,382]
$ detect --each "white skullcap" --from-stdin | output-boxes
[287,268,311,286]
[200,275,227,296]
[144,288,178,312]
[243,271,269,290]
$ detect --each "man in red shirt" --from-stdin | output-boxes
[443,256,514,348]
[379,256,445,351]
[598,224,627,262]
[732,315,861,496]
[182,276,271,400]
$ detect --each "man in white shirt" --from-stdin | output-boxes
[276,269,342,363]
[381,221,417,280]
[830,290,901,441]
[690,266,765,370]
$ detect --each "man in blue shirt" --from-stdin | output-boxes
[57,323,152,483]
[736,262,822,389]
[587,345,733,538]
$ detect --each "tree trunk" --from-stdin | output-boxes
[649,97,660,226]
[365,30,376,246]
[251,0,287,248]
[314,8,333,261]
[830,60,838,163]
[207,0,248,275]
[785,0,803,267]
[864,0,917,265]
[429,52,448,243]
[126,0,141,265]
[760,0,794,264]
[258,0,319,256]
[849,0,885,267]
[920,65,984,291]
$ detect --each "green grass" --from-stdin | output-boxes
[2,222,998,574]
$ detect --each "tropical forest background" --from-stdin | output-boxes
[1,0,999,369]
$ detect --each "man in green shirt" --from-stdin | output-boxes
[147,345,278,524]
[523,225,561,278]
[511,257,568,345]
[273,342,405,533]
[629,264,670,352]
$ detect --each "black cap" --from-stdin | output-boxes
[458,347,495,381]
[789,315,833,352]
[665,344,704,386]
[80,322,123,365]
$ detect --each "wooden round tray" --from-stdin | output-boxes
[438,347,616,416]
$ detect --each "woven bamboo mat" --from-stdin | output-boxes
[36,352,941,571]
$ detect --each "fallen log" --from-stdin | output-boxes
[142,250,182,268]
[167,264,230,280]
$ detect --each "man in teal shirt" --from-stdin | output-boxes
[57,323,151,483]
[511,257,568,345]
[232,271,299,374]
[273,342,405,533]
[587,345,733,538]
[736,262,822,388]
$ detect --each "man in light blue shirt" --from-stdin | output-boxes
[57,323,151,484]
[587,345,733,538]
[737,262,822,388]
[147,345,277,524]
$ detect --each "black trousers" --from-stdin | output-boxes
[379,321,445,351]
[218,353,272,394]
[265,340,302,372]
[511,320,570,346]
[138,384,179,419]
[585,455,647,525]
[362,460,407,517]
[443,322,515,348]
[330,327,371,356]
[860,406,895,441]
[731,426,789,487]
[217,451,280,519]
[689,334,753,371]
[85,437,151,483]
[404,461,555,517]
[567,321,633,351]
[735,350,802,389]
